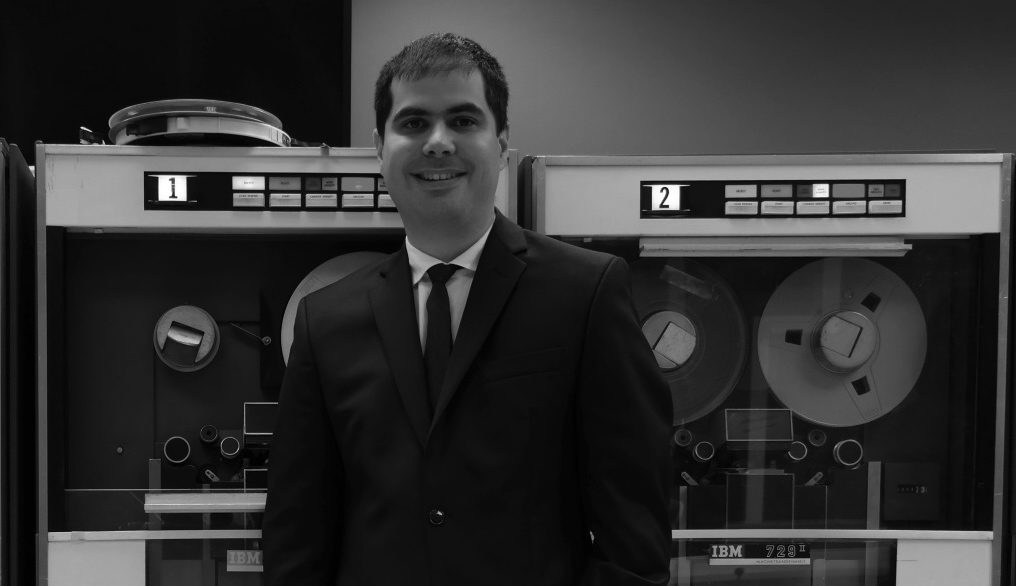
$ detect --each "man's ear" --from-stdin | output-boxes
[372,129,384,165]
[498,124,510,169]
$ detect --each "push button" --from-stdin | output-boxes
[233,193,265,208]
[761,184,792,198]
[232,176,265,190]
[832,184,865,199]
[869,200,904,215]
[832,201,867,215]
[798,184,830,198]
[306,193,338,208]
[342,177,374,192]
[761,201,794,215]
[724,201,758,215]
[342,193,375,209]
[428,509,445,526]
[797,201,830,215]
[269,176,301,190]
[270,193,302,208]
[725,184,757,199]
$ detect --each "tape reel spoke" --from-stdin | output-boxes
[842,366,885,423]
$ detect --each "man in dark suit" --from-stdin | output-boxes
[264,33,672,585]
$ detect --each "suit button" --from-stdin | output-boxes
[428,509,445,526]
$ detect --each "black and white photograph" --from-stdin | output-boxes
[2,2,1016,586]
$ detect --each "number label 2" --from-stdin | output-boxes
[649,184,688,212]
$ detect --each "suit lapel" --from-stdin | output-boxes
[431,213,527,430]
[369,248,431,449]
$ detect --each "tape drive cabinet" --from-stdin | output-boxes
[526,153,1013,586]
[34,143,517,586]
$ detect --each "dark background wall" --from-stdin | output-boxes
[0,1,351,165]
[5,2,1011,162]
[351,1,1016,157]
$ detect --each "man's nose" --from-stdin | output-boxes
[423,123,455,156]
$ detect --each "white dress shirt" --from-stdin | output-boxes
[406,221,493,351]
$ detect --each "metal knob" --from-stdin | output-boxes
[692,441,715,463]
[220,436,241,460]
[673,429,693,447]
[833,439,864,467]
[163,436,191,465]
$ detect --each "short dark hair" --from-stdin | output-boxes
[374,33,508,140]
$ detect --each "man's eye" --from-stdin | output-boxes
[402,119,426,130]
[452,117,478,128]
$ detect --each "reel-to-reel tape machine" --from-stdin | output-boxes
[527,153,1009,545]
[34,143,520,585]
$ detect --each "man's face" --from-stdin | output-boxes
[373,69,508,236]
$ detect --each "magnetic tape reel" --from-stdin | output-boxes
[281,252,387,364]
[108,99,291,146]
[630,259,748,425]
[758,258,927,427]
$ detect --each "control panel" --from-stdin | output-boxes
[640,180,906,219]
[40,145,518,231]
[145,172,396,212]
[530,154,1003,237]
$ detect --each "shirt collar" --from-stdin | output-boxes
[407,220,494,286]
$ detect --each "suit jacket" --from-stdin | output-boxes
[264,212,673,585]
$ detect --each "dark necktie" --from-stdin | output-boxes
[424,263,461,412]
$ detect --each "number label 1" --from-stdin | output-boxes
[152,174,197,202]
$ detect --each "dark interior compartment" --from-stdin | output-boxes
[575,236,999,532]
[47,230,401,531]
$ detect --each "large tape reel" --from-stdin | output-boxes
[758,258,926,427]
[281,252,386,364]
[108,99,291,146]
[631,259,748,425]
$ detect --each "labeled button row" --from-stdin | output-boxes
[232,175,386,192]
[725,183,902,199]
[231,192,397,211]
[725,200,903,216]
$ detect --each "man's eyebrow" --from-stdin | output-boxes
[390,107,429,123]
[446,103,486,117]
[390,103,487,123]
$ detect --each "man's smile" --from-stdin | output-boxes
[413,171,467,182]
